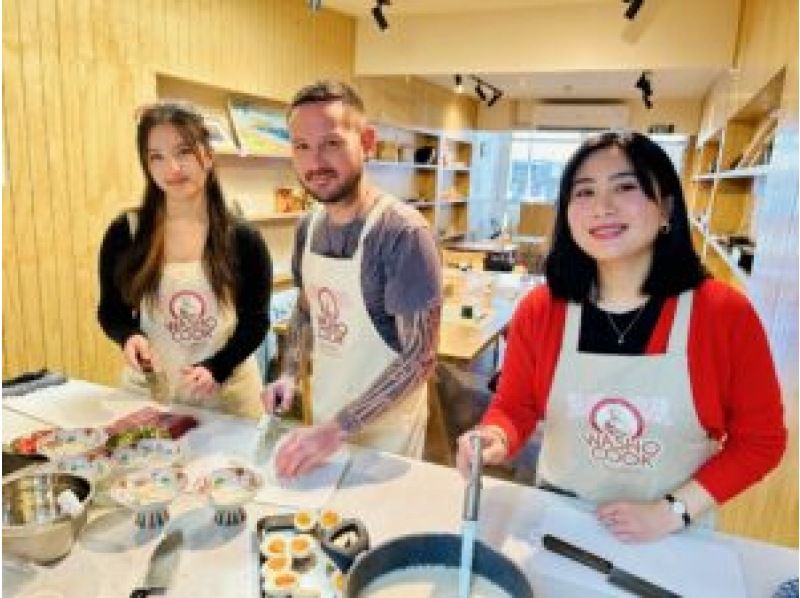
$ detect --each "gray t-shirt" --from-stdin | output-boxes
[292,198,442,352]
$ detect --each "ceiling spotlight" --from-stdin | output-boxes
[475,84,487,102]
[372,0,390,31]
[487,90,503,107]
[307,0,322,11]
[454,74,463,94]
[635,71,653,109]
[623,0,644,20]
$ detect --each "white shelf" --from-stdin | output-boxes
[368,160,436,170]
[693,165,770,182]
[247,211,305,224]
[437,198,469,206]
[690,218,749,285]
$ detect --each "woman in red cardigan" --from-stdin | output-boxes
[456,131,786,543]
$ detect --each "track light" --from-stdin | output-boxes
[623,0,644,20]
[467,75,503,108]
[487,90,503,107]
[635,71,653,109]
[372,0,390,31]
[307,0,322,11]
[454,74,463,94]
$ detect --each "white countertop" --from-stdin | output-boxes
[3,381,797,597]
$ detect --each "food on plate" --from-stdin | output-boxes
[261,555,291,577]
[9,429,54,455]
[35,428,108,459]
[293,509,317,533]
[263,570,299,596]
[319,509,341,532]
[106,425,169,450]
[290,533,314,560]
[330,570,346,592]
[261,534,288,558]
[360,565,511,597]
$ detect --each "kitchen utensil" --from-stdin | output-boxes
[130,529,184,598]
[458,433,482,598]
[139,357,170,403]
[542,534,680,598]
[344,533,532,597]
[255,391,286,464]
[2,472,94,563]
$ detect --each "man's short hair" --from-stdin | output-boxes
[288,80,365,115]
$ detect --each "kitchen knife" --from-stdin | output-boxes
[458,434,483,598]
[542,534,681,598]
[255,391,285,464]
[130,529,184,598]
[139,356,170,404]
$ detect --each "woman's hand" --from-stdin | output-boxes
[273,421,345,478]
[455,426,509,478]
[179,365,218,400]
[123,334,156,371]
[261,375,296,415]
[596,499,683,543]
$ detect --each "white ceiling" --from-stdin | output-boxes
[320,0,725,101]
[322,0,615,17]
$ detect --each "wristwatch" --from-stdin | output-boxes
[665,493,691,527]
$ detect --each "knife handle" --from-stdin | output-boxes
[130,588,166,598]
[542,534,613,574]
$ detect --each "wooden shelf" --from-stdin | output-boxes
[215,151,291,160]
[693,165,771,182]
[442,165,471,172]
[406,200,436,208]
[690,218,749,285]
[438,198,468,206]
[368,160,436,170]
[440,231,467,242]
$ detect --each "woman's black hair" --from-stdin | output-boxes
[545,130,707,300]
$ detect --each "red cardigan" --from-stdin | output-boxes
[482,279,787,504]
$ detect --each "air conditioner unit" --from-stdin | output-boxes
[517,101,631,130]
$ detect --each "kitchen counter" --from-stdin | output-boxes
[3,381,797,597]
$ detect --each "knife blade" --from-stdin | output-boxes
[458,434,483,598]
[130,530,184,598]
[139,356,170,404]
[542,534,681,598]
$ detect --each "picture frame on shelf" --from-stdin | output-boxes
[201,113,239,155]
[228,99,291,157]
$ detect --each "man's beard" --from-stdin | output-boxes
[301,169,362,205]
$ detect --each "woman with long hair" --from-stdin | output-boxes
[98,101,271,419]
[456,131,785,542]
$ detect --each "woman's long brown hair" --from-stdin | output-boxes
[117,101,238,309]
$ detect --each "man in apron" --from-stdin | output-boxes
[261,80,442,477]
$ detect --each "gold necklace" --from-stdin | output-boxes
[605,304,647,345]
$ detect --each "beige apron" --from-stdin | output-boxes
[537,291,718,505]
[302,196,428,458]
[120,215,262,419]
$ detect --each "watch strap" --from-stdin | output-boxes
[665,493,691,527]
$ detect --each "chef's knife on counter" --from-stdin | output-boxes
[458,434,483,598]
[130,530,184,598]
[542,534,680,598]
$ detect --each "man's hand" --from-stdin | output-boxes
[273,421,345,478]
[596,499,683,543]
[179,365,218,399]
[261,375,296,414]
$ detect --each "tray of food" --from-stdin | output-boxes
[257,509,369,597]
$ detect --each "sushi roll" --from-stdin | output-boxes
[263,570,299,597]
[293,509,317,533]
[319,509,341,534]
[260,533,288,559]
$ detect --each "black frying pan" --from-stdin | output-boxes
[344,532,533,597]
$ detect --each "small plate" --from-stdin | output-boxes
[107,467,186,511]
[111,438,186,470]
[35,428,108,459]
[52,453,112,481]
[199,466,263,508]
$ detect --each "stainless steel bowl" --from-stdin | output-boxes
[2,472,94,563]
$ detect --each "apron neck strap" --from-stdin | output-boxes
[564,300,583,349]
[666,290,693,354]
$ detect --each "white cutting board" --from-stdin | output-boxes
[529,501,747,598]
[3,380,159,435]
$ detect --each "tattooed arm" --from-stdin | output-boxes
[281,292,312,380]
[333,300,442,435]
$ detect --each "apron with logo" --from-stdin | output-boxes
[120,214,262,419]
[302,197,428,457]
[537,291,718,505]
